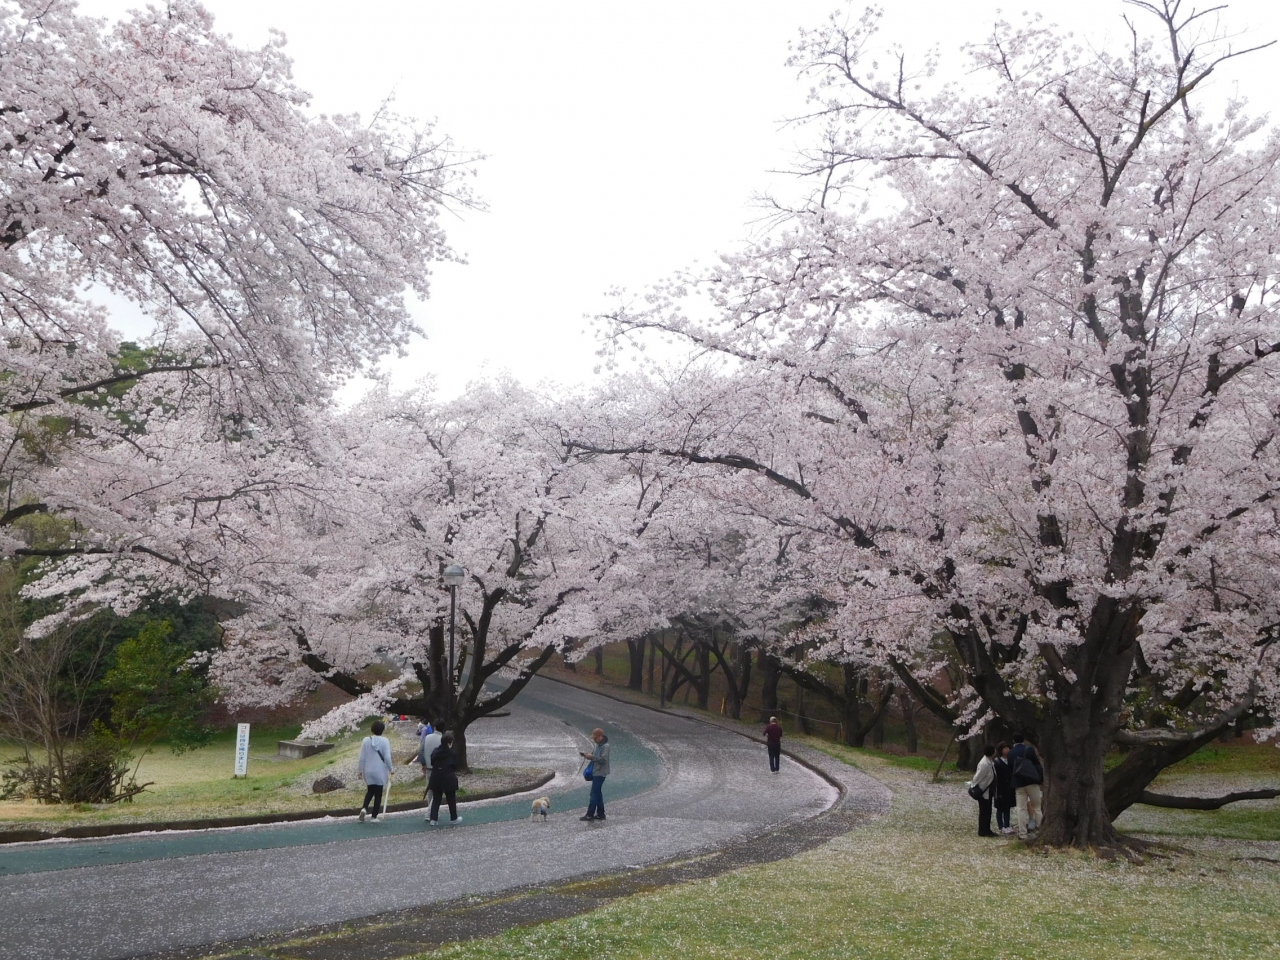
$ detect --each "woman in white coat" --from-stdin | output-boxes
[357,719,394,821]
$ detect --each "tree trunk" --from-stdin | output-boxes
[452,724,469,771]
[841,665,865,747]
[646,633,656,694]
[900,690,918,754]
[593,646,604,676]
[694,640,711,710]
[760,654,780,719]
[1037,718,1118,847]
[627,636,646,690]
[1103,726,1225,818]
[732,644,753,719]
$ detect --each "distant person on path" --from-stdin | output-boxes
[993,741,1015,835]
[763,716,784,773]
[1009,734,1045,839]
[968,743,997,837]
[357,719,394,822]
[427,731,461,825]
[580,727,611,821]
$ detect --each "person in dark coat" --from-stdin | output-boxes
[993,741,1015,834]
[427,732,461,825]
[1008,733,1045,838]
[993,742,1013,834]
[763,716,784,773]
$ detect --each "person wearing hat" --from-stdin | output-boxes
[763,716,784,773]
[579,727,611,821]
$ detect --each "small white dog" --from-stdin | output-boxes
[530,796,551,821]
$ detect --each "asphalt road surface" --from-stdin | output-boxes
[0,679,840,960]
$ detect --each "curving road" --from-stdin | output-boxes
[0,678,840,960]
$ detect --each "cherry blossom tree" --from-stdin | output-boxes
[1,0,468,558]
[209,382,663,768]
[588,3,1280,848]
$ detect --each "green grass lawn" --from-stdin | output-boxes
[413,742,1280,960]
[0,723,529,831]
[0,724,366,829]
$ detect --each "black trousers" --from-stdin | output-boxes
[362,784,384,818]
[767,743,782,772]
[977,795,995,836]
[430,789,458,822]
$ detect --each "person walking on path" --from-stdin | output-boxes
[356,720,394,822]
[763,716,784,773]
[427,731,461,825]
[1009,734,1045,839]
[411,720,443,803]
[993,741,1015,835]
[968,743,997,837]
[579,727,611,821]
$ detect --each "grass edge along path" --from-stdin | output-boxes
[410,747,1280,960]
[0,770,555,844]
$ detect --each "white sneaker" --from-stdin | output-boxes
[358,808,367,822]
[450,816,462,824]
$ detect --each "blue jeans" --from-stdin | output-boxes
[587,775,606,817]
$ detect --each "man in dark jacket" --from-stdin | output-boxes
[427,732,461,825]
[763,717,784,773]
[1008,734,1044,839]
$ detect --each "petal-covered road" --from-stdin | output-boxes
[0,679,843,960]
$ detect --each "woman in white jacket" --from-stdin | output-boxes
[357,719,394,822]
[968,743,997,838]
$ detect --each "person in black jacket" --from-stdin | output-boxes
[993,741,1015,835]
[1008,734,1044,839]
[427,732,461,825]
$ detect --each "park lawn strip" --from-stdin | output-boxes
[418,746,1280,960]
[1,723,536,833]
[0,725,363,830]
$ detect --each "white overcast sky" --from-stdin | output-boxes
[76,0,1280,398]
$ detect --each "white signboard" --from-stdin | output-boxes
[234,723,251,777]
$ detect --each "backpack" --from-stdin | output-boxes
[1013,749,1043,785]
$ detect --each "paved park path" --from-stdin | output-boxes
[0,678,888,960]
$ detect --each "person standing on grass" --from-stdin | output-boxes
[968,743,997,837]
[1009,733,1045,839]
[357,719,394,822]
[427,731,461,825]
[993,741,1015,835]
[763,716,784,773]
[579,727,611,821]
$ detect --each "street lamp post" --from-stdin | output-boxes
[442,564,466,714]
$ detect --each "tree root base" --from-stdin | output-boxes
[1021,832,1187,864]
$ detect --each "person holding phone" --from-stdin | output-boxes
[579,727,611,821]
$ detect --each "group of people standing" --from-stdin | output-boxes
[353,719,461,825]
[354,719,612,825]
[968,734,1044,839]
